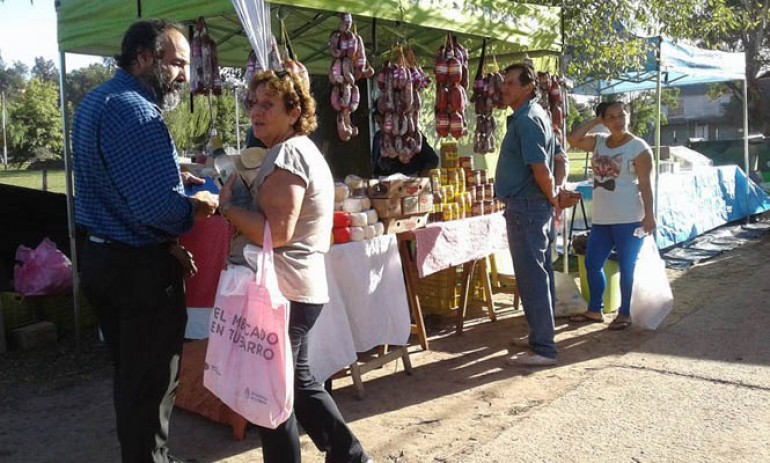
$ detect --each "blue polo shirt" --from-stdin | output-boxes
[495,99,559,200]
[73,69,195,246]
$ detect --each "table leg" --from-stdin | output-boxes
[456,259,476,335]
[397,236,429,350]
[480,258,497,322]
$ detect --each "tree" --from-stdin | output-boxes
[31,57,59,84]
[164,89,241,155]
[0,54,29,98]
[65,60,114,108]
[695,0,770,134]
[6,78,63,164]
[538,0,737,84]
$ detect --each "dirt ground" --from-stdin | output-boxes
[1,230,768,463]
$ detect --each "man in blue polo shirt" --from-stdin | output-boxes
[496,63,566,367]
[73,20,217,462]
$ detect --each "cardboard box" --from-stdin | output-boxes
[418,194,434,213]
[371,198,402,218]
[401,196,420,215]
[381,213,429,234]
[368,177,431,198]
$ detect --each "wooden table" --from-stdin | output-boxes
[397,213,509,350]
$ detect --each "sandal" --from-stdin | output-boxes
[569,312,604,323]
[608,317,632,331]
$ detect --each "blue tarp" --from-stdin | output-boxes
[576,166,770,250]
[574,37,746,95]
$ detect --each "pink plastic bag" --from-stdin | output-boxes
[203,225,293,429]
[14,238,73,296]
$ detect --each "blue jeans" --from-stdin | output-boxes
[503,197,557,359]
[584,223,644,317]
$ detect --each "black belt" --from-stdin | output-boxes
[87,235,172,253]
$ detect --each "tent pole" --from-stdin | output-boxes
[58,51,82,349]
[654,38,662,223]
[742,78,750,224]
[560,57,569,274]
[234,86,241,152]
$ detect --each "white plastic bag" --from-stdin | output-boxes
[553,271,587,317]
[630,236,673,329]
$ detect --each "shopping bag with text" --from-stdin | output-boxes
[204,225,293,428]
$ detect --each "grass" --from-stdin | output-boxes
[0,167,68,194]
[567,150,592,183]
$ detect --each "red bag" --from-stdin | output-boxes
[203,225,293,428]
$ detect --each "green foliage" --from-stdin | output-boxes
[625,88,679,137]
[31,57,59,84]
[0,58,28,98]
[65,60,115,108]
[164,88,243,155]
[533,0,739,84]
[6,78,63,164]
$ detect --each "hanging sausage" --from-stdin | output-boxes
[375,45,430,164]
[328,13,375,142]
[434,33,469,140]
[190,17,222,96]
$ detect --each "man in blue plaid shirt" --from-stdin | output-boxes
[73,20,217,463]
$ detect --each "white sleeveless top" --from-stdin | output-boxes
[228,135,334,304]
[591,133,651,225]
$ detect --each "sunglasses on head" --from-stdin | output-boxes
[242,70,302,111]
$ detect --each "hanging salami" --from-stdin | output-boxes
[328,13,375,142]
[190,17,222,96]
[375,45,429,163]
[434,33,469,141]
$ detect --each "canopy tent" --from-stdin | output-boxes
[573,37,751,239]
[57,0,562,74]
[55,0,563,344]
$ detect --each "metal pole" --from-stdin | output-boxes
[1,91,7,169]
[58,51,82,349]
[234,86,241,152]
[654,38,662,222]
[743,78,750,224]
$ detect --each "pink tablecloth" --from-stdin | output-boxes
[413,213,508,278]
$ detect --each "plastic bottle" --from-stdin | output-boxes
[209,130,235,186]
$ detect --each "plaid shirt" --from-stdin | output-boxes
[73,69,194,246]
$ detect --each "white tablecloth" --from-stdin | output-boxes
[308,234,411,381]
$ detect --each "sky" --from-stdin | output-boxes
[0,0,102,71]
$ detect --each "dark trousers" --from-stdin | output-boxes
[258,302,368,463]
[81,240,187,463]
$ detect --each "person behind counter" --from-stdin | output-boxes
[566,101,656,330]
[72,19,218,462]
[218,69,373,463]
[370,100,439,177]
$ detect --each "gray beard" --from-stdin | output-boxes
[138,62,182,112]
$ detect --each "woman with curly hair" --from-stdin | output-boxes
[218,69,373,463]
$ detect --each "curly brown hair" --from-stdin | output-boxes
[248,70,317,135]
